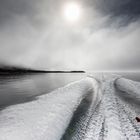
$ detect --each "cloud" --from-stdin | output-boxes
[0,0,140,71]
[93,0,140,22]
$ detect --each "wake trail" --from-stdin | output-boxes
[0,77,100,140]
[63,74,140,140]
[0,74,140,140]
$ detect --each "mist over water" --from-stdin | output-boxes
[0,0,140,139]
[0,0,140,71]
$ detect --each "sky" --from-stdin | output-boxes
[0,0,140,71]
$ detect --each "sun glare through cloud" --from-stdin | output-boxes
[63,2,82,23]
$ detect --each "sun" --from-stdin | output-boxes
[63,2,82,23]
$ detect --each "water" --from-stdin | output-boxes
[115,72,140,81]
[0,72,140,109]
[0,72,140,140]
[0,73,86,108]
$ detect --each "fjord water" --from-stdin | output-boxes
[0,72,140,108]
[0,73,86,108]
[115,72,140,82]
[0,72,140,140]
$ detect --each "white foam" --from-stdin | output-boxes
[115,78,140,100]
[0,77,100,140]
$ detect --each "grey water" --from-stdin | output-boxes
[0,73,86,108]
[115,72,140,82]
[0,72,140,109]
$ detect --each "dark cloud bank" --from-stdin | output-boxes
[0,0,140,71]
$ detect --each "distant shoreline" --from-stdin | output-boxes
[42,71,85,73]
[0,70,85,75]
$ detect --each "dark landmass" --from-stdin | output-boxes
[44,71,85,73]
[0,66,85,75]
[0,66,46,75]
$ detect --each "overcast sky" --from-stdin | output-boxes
[0,0,140,71]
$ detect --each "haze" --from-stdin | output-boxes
[0,0,140,71]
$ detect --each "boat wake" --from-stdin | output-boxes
[0,74,140,140]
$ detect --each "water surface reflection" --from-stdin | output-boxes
[0,73,85,108]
